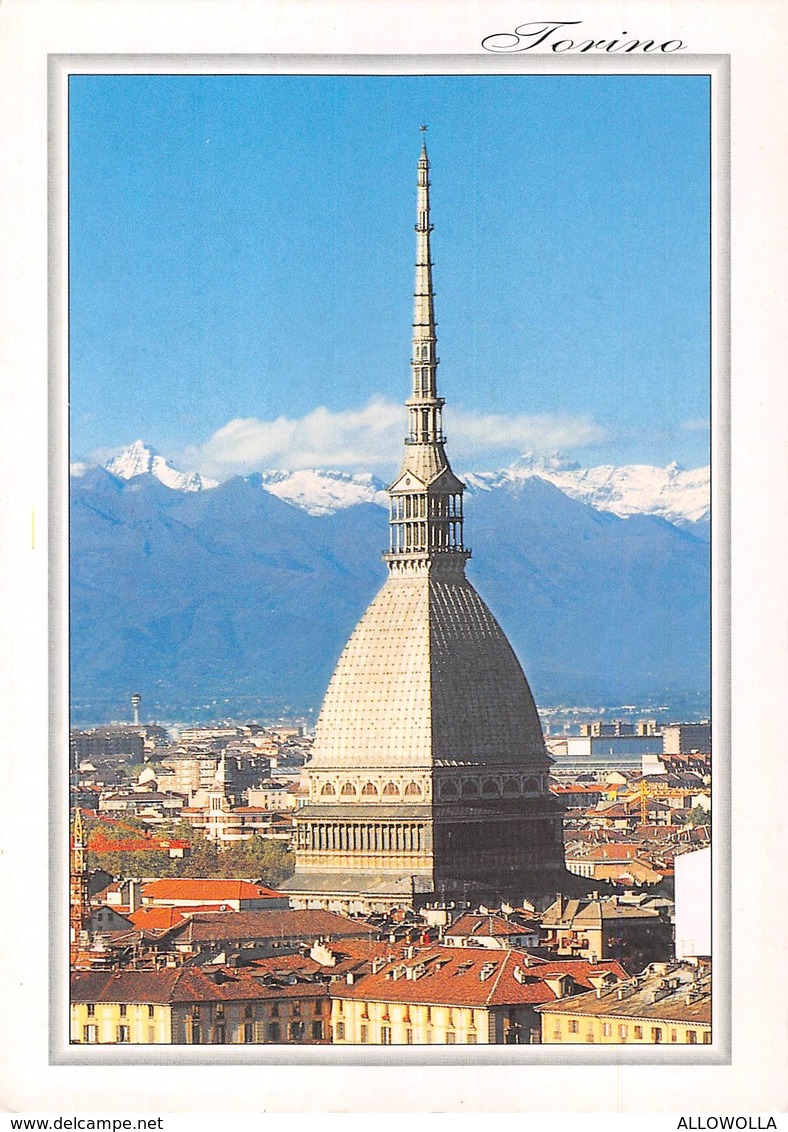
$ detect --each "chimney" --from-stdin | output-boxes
[128,879,141,914]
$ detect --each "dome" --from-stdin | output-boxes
[310,571,547,770]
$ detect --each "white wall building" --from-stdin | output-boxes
[674,846,711,959]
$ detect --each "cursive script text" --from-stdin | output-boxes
[481,20,686,53]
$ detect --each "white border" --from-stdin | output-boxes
[48,51,729,1074]
[1,0,785,1116]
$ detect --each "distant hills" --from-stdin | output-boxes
[69,443,711,723]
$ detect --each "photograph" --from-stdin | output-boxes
[65,69,714,1053]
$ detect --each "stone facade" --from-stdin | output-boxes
[285,138,565,912]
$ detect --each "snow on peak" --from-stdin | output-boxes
[464,456,709,526]
[105,441,218,492]
[257,468,388,515]
[77,440,708,526]
[105,439,156,479]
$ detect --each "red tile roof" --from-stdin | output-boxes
[141,879,285,902]
[126,906,191,931]
[586,844,642,860]
[70,967,328,1006]
[157,909,378,946]
[446,913,539,938]
[331,946,627,1009]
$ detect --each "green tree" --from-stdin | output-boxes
[684,804,711,828]
[217,837,294,886]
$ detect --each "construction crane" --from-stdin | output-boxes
[70,808,91,957]
[628,781,689,826]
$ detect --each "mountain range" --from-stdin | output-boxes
[69,442,711,723]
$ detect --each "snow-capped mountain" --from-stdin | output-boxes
[257,468,388,515]
[70,463,710,721]
[104,440,219,493]
[463,454,710,529]
[71,441,710,531]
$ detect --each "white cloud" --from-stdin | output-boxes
[681,418,711,433]
[451,408,608,460]
[182,398,609,477]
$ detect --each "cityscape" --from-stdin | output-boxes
[68,120,712,1048]
[69,704,711,1047]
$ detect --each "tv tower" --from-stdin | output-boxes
[131,693,141,727]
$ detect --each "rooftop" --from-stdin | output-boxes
[333,945,627,1009]
[157,908,378,946]
[141,879,285,903]
[536,962,711,1024]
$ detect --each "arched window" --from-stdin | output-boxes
[320,782,335,796]
[482,778,499,797]
[341,782,357,797]
[524,778,539,794]
[440,780,458,798]
[461,780,479,798]
[404,782,422,797]
[502,779,519,795]
[361,782,378,797]
[382,782,399,797]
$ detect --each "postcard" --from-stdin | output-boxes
[0,0,786,1118]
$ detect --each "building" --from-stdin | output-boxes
[561,735,664,765]
[580,720,637,737]
[443,912,541,951]
[160,753,220,796]
[536,960,711,1044]
[284,137,565,913]
[662,723,711,755]
[565,843,655,881]
[674,846,711,960]
[181,803,295,844]
[539,893,672,968]
[139,878,289,912]
[329,946,628,1045]
[70,967,330,1045]
[70,727,145,765]
[150,908,378,962]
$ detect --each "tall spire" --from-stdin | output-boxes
[385,133,470,574]
[410,128,439,418]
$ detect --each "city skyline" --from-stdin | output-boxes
[69,73,711,477]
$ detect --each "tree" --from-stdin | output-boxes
[684,804,711,828]
[217,837,295,886]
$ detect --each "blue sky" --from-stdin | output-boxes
[69,73,710,478]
